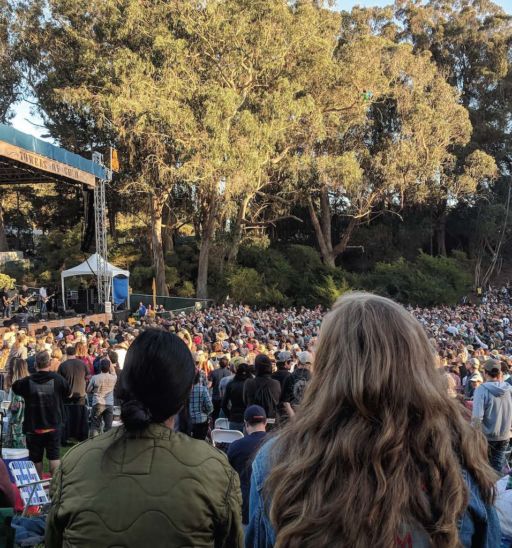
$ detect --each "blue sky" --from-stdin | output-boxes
[10,0,512,141]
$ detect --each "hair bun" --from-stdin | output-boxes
[121,399,152,431]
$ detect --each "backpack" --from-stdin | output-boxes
[253,382,278,418]
[292,378,308,406]
[291,370,310,406]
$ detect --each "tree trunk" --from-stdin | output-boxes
[435,212,447,257]
[150,194,169,296]
[332,216,358,258]
[0,201,8,252]
[197,200,218,299]
[162,204,175,255]
[308,196,335,267]
[108,204,117,241]
[227,195,250,264]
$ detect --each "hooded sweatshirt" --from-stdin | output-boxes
[12,371,70,433]
[472,381,512,441]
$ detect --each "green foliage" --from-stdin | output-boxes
[0,272,15,289]
[313,275,351,308]
[130,265,154,293]
[227,266,287,307]
[2,261,26,284]
[356,251,472,306]
[176,281,195,298]
[229,244,349,307]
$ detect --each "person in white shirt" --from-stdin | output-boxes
[39,286,48,314]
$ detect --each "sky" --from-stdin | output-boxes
[9,0,512,142]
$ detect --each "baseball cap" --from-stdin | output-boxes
[244,405,267,424]
[277,351,292,362]
[468,358,480,369]
[470,373,483,383]
[484,359,501,375]
[297,351,313,365]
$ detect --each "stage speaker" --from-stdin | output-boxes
[3,319,13,327]
[65,309,76,318]
[28,315,37,324]
[48,312,58,320]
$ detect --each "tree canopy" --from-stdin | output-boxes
[0,0,510,305]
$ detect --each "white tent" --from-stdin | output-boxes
[61,253,130,310]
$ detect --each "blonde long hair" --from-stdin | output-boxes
[266,292,495,548]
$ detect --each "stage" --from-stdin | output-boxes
[0,312,112,336]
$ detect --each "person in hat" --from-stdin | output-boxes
[463,358,481,399]
[227,405,267,526]
[472,359,512,472]
[272,351,293,418]
[282,350,313,411]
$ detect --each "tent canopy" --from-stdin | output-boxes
[61,254,129,309]
[62,253,129,279]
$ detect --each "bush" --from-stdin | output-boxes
[227,267,287,307]
[177,280,195,298]
[313,275,351,307]
[356,251,472,306]
[0,273,15,290]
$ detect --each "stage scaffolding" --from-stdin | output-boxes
[0,124,111,308]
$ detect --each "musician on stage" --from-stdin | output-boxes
[18,285,31,313]
[39,286,48,314]
[0,287,11,318]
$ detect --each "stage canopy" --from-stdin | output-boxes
[0,124,107,187]
[61,253,130,309]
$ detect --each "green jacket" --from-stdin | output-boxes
[45,424,243,547]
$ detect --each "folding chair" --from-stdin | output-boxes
[210,429,243,448]
[8,461,50,517]
[214,418,230,430]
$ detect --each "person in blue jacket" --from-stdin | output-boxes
[246,292,501,548]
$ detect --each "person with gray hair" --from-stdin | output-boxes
[12,351,70,476]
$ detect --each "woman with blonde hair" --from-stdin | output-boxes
[247,292,500,548]
[75,341,94,376]
[49,347,63,372]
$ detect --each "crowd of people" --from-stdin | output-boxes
[0,289,511,546]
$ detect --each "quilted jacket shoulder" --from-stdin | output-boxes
[45,424,243,548]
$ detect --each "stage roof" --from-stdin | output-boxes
[0,124,107,188]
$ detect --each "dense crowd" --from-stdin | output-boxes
[0,289,511,546]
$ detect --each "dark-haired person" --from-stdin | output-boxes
[12,351,70,477]
[247,293,501,548]
[209,356,231,422]
[243,354,281,420]
[228,405,267,527]
[58,345,89,403]
[87,358,117,437]
[222,362,251,431]
[472,359,512,473]
[45,329,243,548]
[189,369,214,440]
[58,345,90,443]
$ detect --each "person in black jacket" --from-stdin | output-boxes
[12,351,70,476]
[222,362,252,431]
[243,354,281,419]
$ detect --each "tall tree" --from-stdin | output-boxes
[0,0,22,251]
[396,0,511,258]
[297,22,487,267]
